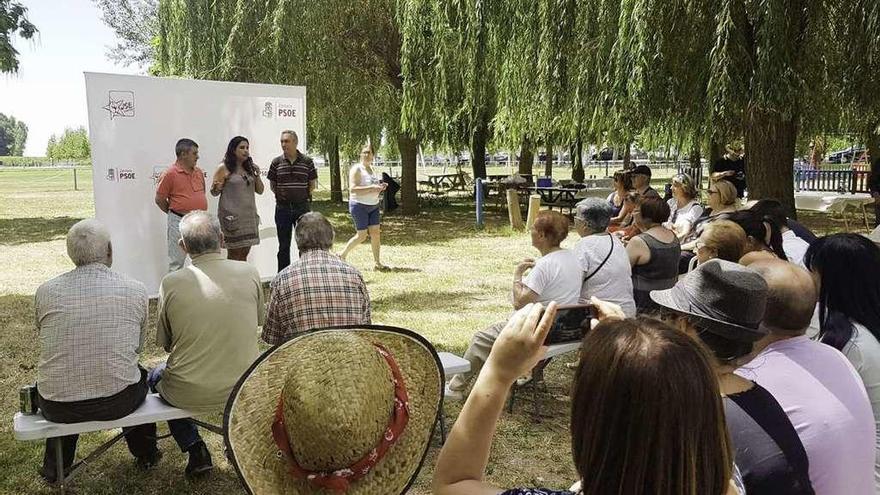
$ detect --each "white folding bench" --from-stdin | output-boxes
[14,353,470,492]
[13,393,219,493]
[437,351,470,442]
[507,341,581,419]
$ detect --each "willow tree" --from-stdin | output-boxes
[1,1,37,73]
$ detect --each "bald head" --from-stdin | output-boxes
[179,211,222,255]
[749,259,817,335]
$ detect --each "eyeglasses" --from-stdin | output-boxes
[707,189,719,195]
[695,240,706,250]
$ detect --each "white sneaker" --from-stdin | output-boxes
[444,382,465,401]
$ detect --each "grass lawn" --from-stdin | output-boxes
[0,165,867,494]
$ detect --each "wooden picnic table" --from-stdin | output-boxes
[528,186,580,208]
[424,173,468,191]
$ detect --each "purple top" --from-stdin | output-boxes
[736,336,876,495]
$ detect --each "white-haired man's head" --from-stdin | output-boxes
[66,219,112,267]
[178,211,223,255]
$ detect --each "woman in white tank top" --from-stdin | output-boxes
[339,142,388,269]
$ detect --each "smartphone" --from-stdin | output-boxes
[543,304,597,345]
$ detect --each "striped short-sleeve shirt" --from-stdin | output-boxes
[267,151,317,203]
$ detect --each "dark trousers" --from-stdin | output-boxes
[146,363,203,453]
[38,368,157,479]
[275,201,311,272]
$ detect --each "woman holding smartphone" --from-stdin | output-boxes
[339,142,388,269]
[211,136,264,261]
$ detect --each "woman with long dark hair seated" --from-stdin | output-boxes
[210,136,264,261]
[805,233,880,491]
[729,209,787,263]
[434,301,744,495]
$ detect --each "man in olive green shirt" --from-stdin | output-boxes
[149,211,264,477]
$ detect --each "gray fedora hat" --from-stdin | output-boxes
[650,259,768,342]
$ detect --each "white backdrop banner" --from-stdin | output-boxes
[85,72,307,294]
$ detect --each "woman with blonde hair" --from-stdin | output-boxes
[678,179,739,273]
[339,142,388,269]
[666,173,704,240]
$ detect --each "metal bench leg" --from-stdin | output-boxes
[55,439,65,495]
[438,410,447,444]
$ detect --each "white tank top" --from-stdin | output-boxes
[349,163,381,205]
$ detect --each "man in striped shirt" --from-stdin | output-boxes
[267,130,317,272]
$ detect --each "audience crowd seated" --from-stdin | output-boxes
[434,303,745,495]
[805,233,880,489]
[665,172,704,240]
[572,198,637,316]
[626,195,680,312]
[679,179,739,272]
[35,219,158,483]
[262,212,371,345]
[29,178,880,495]
[738,259,876,494]
[150,211,264,476]
[653,260,819,494]
[445,210,582,400]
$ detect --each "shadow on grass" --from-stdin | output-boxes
[371,289,482,313]
[0,217,82,246]
[312,199,517,247]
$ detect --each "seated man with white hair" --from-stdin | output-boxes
[150,211,264,478]
[35,219,158,484]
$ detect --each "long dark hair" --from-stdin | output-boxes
[572,317,732,495]
[223,136,256,175]
[730,210,786,260]
[805,233,880,350]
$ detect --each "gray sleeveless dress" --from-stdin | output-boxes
[218,172,260,249]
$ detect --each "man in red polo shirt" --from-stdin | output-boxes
[155,139,208,271]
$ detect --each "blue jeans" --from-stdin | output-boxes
[275,201,311,272]
[147,363,202,452]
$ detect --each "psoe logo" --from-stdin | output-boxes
[276,103,296,118]
[262,101,274,118]
[103,91,135,120]
[105,167,137,181]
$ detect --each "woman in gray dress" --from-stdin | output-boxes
[211,136,264,261]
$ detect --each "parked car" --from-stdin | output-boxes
[591,147,614,161]
[828,146,867,163]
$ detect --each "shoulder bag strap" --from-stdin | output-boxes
[584,234,615,282]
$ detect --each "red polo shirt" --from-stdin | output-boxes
[156,161,207,213]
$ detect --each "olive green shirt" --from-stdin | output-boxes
[156,252,264,414]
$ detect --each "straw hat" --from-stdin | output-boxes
[224,326,443,494]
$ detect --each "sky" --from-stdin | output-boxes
[1,0,139,156]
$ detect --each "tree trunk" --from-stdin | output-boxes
[867,130,880,176]
[329,135,343,203]
[689,142,701,169]
[544,140,553,177]
[708,141,723,173]
[397,133,419,215]
[622,143,632,169]
[744,108,798,217]
[471,117,488,179]
[518,136,534,176]
[572,139,585,183]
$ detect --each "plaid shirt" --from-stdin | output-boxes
[35,263,148,402]
[262,250,371,344]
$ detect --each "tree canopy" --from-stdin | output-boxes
[0,113,27,156]
[46,127,90,160]
[0,0,36,73]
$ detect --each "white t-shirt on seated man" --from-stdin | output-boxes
[520,249,582,306]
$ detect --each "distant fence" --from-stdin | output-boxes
[794,165,871,193]
[0,156,89,168]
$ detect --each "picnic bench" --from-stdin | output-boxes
[794,191,874,232]
[13,351,470,493]
[528,186,581,215]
